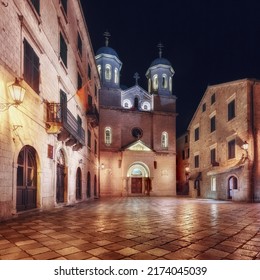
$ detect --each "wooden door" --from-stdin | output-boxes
[131,178,142,193]
[76,168,82,200]
[16,146,37,211]
[56,163,65,203]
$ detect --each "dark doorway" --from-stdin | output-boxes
[131,178,142,193]
[16,146,37,212]
[94,175,97,197]
[228,176,237,199]
[56,150,66,203]
[87,171,91,198]
[76,167,82,200]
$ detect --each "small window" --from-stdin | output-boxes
[114,68,119,84]
[228,139,236,159]
[169,77,172,92]
[194,127,199,141]
[211,93,216,105]
[194,155,199,168]
[182,150,185,160]
[210,115,216,132]
[97,65,101,78]
[77,32,82,57]
[153,74,158,90]
[105,127,112,145]
[210,148,216,164]
[94,140,97,155]
[161,132,168,149]
[162,74,168,89]
[60,32,67,67]
[24,39,40,93]
[105,64,111,80]
[202,103,206,112]
[228,99,235,121]
[185,135,188,143]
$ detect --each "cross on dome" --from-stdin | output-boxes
[133,72,140,85]
[103,31,111,47]
[157,42,164,58]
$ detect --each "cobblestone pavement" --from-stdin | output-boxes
[0,197,260,260]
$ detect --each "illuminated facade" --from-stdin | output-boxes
[187,79,260,202]
[97,40,177,196]
[0,0,100,219]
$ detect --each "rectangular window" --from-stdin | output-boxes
[24,39,40,93]
[185,135,188,143]
[210,115,216,132]
[87,129,91,148]
[182,150,185,160]
[202,103,206,112]
[31,0,40,14]
[228,99,235,121]
[211,177,217,191]
[211,93,216,105]
[60,32,67,67]
[77,32,82,57]
[210,148,216,164]
[194,155,199,168]
[228,139,236,159]
[194,127,199,141]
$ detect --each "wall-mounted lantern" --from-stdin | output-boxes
[241,141,249,158]
[0,78,26,111]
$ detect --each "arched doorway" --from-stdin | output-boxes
[16,145,38,211]
[87,171,91,198]
[56,149,66,203]
[127,162,150,195]
[76,167,82,200]
[228,176,238,199]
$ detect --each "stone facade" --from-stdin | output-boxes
[97,43,177,197]
[0,0,100,220]
[187,79,260,202]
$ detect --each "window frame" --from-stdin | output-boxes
[161,131,168,149]
[60,32,68,67]
[228,139,236,159]
[104,127,112,146]
[228,99,236,121]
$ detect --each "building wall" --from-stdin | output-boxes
[0,0,100,220]
[188,79,255,201]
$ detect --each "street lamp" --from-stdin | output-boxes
[241,141,249,158]
[0,78,26,111]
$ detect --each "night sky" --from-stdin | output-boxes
[81,0,260,136]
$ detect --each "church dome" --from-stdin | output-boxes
[96,46,119,59]
[150,57,172,67]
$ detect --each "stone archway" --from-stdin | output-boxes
[127,162,151,195]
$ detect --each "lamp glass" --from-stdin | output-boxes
[8,79,26,104]
[242,141,249,151]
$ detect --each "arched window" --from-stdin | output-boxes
[123,99,131,108]
[169,77,172,92]
[105,127,112,145]
[105,64,111,80]
[153,74,158,91]
[148,78,151,93]
[161,131,168,149]
[97,65,101,78]
[162,74,168,89]
[142,102,150,111]
[114,68,119,84]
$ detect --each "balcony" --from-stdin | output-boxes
[46,102,85,149]
[86,105,99,128]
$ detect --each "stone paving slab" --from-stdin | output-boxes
[0,197,260,260]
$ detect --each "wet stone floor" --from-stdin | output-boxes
[0,197,260,260]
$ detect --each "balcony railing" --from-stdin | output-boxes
[86,105,99,128]
[46,102,85,147]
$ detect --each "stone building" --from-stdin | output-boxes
[176,132,190,195]
[97,40,177,196]
[188,79,260,202]
[0,0,100,220]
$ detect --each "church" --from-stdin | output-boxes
[97,35,177,196]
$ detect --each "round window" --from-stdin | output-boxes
[132,127,143,139]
